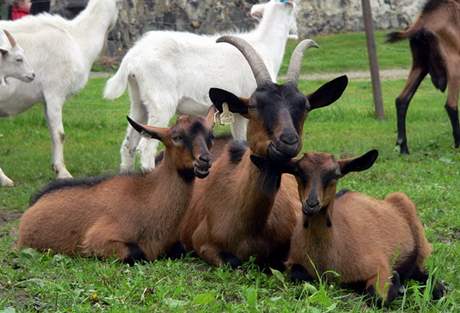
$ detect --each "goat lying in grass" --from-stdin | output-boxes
[104,0,299,173]
[18,109,216,264]
[179,35,348,268]
[0,0,120,185]
[283,150,446,305]
[0,29,35,187]
[388,0,460,153]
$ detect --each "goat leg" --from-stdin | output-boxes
[395,67,427,154]
[410,267,447,300]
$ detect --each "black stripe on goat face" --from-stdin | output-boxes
[171,117,214,180]
[248,83,307,161]
[294,153,340,218]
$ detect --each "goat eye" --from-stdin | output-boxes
[16,58,23,63]
[172,135,183,143]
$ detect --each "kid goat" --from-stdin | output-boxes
[388,0,460,153]
[0,29,35,187]
[18,109,216,264]
[284,150,446,304]
[180,35,349,268]
[104,0,298,173]
[0,0,121,186]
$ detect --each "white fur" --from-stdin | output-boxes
[0,0,120,186]
[104,0,296,173]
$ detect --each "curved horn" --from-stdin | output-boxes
[285,39,319,84]
[217,35,272,86]
[3,30,16,47]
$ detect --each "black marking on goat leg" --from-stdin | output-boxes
[228,140,248,164]
[124,242,147,266]
[432,281,448,300]
[219,251,242,269]
[396,97,411,154]
[385,272,402,306]
[336,189,350,198]
[290,264,314,283]
[165,242,187,260]
[410,267,447,300]
[177,168,196,183]
[342,280,367,294]
[395,246,418,282]
[445,105,460,148]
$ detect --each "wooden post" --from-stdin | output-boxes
[361,0,385,119]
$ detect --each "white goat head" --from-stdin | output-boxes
[251,0,298,40]
[0,30,35,84]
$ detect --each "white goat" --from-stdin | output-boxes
[0,0,120,187]
[0,29,35,187]
[104,0,298,173]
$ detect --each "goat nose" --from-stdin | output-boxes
[199,154,211,163]
[31,73,36,78]
[280,132,299,145]
[307,199,319,208]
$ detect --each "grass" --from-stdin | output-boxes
[0,29,454,313]
[281,31,411,74]
[0,75,459,312]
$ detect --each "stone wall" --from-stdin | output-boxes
[51,0,426,56]
[296,0,425,37]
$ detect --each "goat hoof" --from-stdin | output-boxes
[432,281,447,300]
[56,169,73,179]
[399,146,410,155]
[219,251,242,269]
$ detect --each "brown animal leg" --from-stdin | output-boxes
[445,78,460,148]
[192,220,224,266]
[396,66,428,154]
[411,267,447,300]
[289,264,314,283]
[366,266,401,306]
[82,220,145,264]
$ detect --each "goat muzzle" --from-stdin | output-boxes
[267,140,300,161]
[193,156,212,179]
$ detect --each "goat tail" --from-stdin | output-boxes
[103,58,131,100]
[386,19,424,43]
[386,31,409,43]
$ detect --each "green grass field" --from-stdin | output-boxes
[1,32,459,312]
[282,31,411,74]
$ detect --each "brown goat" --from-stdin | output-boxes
[388,0,460,153]
[17,109,216,264]
[179,35,349,268]
[284,150,446,304]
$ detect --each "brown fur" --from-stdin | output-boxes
[388,0,460,153]
[17,111,216,262]
[286,152,440,304]
[179,77,348,267]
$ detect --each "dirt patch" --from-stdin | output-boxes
[0,211,22,228]
[280,68,410,82]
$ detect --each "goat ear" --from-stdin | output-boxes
[127,116,169,142]
[306,75,348,111]
[209,88,250,115]
[338,149,379,177]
